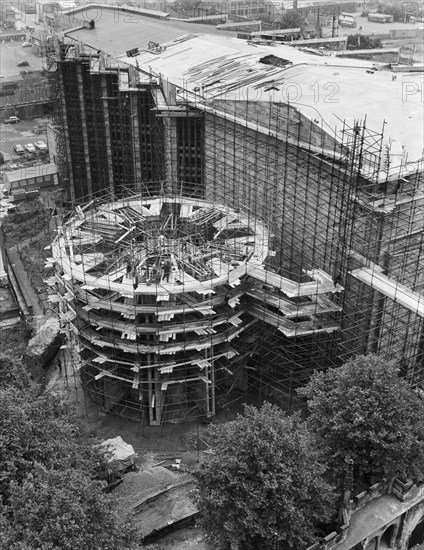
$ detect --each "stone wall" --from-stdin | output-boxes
[309,480,424,550]
[398,492,424,548]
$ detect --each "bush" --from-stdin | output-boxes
[2,199,50,247]
[376,3,404,21]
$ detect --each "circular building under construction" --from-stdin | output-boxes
[48,195,269,424]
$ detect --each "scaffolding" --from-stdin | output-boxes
[45,36,424,422]
[46,192,345,424]
[189,81,424,400]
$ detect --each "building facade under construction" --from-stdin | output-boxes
[46,11,424,423]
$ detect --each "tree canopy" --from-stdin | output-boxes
[280,10,303,30]
[0,464,139,550]
[376,2,404,21]
[195,403,336,550]
[0,353,32,390]
[0,355,141,550]
[298,355,424,486]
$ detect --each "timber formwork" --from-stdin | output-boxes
[50,42,204,203]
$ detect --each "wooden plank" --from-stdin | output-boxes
[247,287,342,317]
[247,263,338,297]
[350,267,424,317]
[248,303,339,337]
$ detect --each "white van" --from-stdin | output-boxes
[338,13,357,27]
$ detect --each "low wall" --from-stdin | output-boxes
[0,103,49,122]
[390,28,423,39]
[6,263,31,317]
[5,249,34,316]
[308,479,424,550]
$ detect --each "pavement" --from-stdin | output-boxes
[0,41,44,79]
[0,117,50,163]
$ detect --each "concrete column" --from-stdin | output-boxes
[129,90,142,190]
[154,367,163,425]
[147,365,154,425]
[57,66,75,202]
[75,63,93,198]
[163,116,178,194]
[100,75,115,197]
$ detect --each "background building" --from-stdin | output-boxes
[3,162,58,199]
[47,8,424,421]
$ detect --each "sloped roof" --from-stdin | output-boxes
[123,33,424,177]
[64,9,424,179]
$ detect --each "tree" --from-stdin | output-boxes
[0,383,141,549]
[0,353,32,390]
[0,386,95,502]
[175,0,201,15]
[298,355,424,486]
[376,3,404,21]
[0,465,139,550]
[0,321,35,362]
[280,9,303,30]
[195,403,336,550]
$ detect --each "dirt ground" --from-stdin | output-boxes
[45,355,195,452]
[44,345,265,452]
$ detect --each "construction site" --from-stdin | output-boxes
[44,9,424,424]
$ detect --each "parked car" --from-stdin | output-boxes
[368,13,394,23]
[34,140,48,151]
[8,162,21,170]
[25,143,36,153]
[4,116,20,124]
[17,61,29,67]
[13,144,25,155]
[22,42,32,48]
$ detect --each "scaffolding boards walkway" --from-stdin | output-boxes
[47,194,343,424]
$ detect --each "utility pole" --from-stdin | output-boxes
[317,3,321,38]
